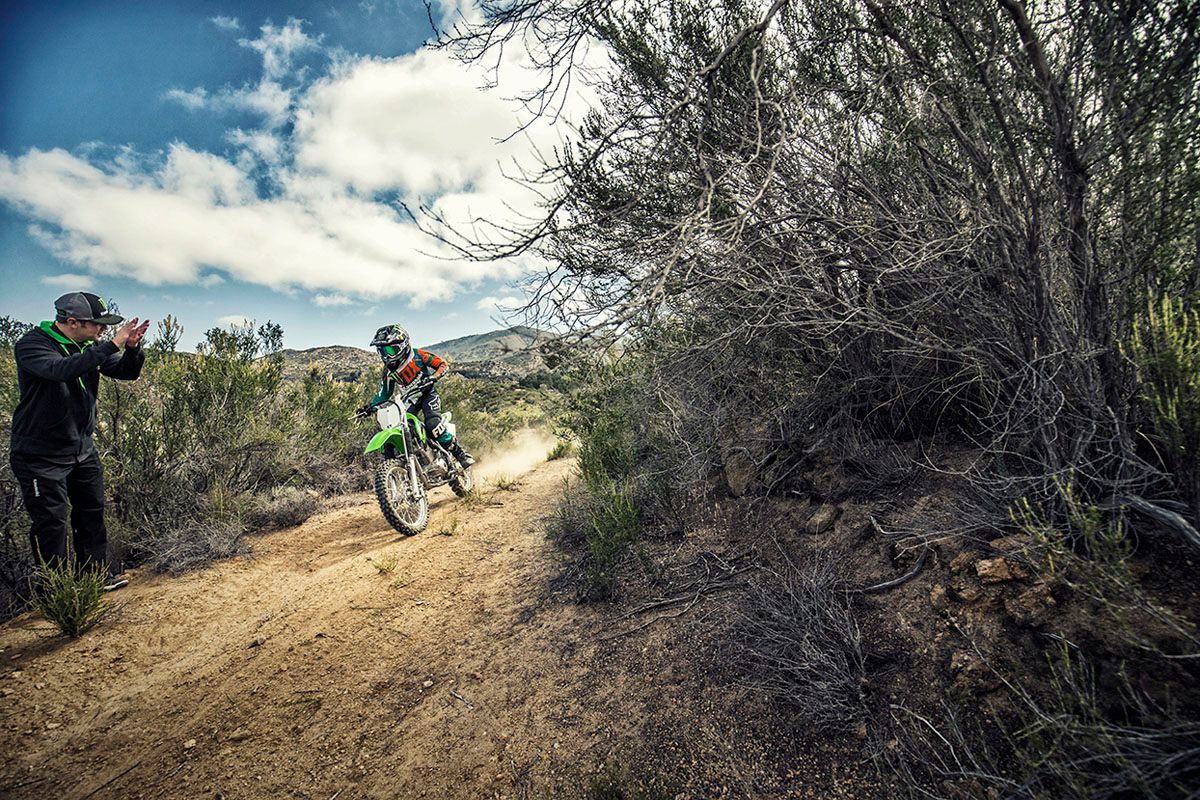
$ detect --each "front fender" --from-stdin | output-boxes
[365,427,408,455]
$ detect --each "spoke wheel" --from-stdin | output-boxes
[374,458,428,534]
[450,464,474,497]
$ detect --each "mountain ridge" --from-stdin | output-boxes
[278,325,549,383]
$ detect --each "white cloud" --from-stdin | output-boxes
[165,81,292,127]
[1,14,600,311]
[217,314,254,327]
[313,292,353,307]
[239,18,320,81]
[211,15,242,31]
[292,52,521,198]
[164,87,210,110]
[475,295,522,313]
[41,272,96,290]
[226,129,282,163]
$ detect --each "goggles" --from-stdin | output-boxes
[379,345,398,357]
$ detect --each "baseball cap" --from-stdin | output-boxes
[54,292,124,325]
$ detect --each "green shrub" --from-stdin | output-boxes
[31,560,111,637]
[1015,484,1198,656]
[0,341,33,617]
[437,375,551,453]
[547,438,575,460]
[1129,295,1200,518]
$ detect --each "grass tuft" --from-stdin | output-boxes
[370,551,399,575]
[31,560,112,637]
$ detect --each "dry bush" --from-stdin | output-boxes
[246,487,321,531]
[882,642,1200,800]
[734,551,867,732]
[148,519,248,575]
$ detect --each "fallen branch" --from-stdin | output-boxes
[1104,495,1200,551]
[850,546,930,595]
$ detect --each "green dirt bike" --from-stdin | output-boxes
[360,383,474,535]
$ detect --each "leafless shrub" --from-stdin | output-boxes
[880,700,1015,800]
[882,640,1200,800]
[246,487,321,531]
[148,519,248,575]
[734,551,866,732]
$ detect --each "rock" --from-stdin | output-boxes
[975,558,1014,584]
[227,728,251,742]
[952,581,982,602]
[1004,583,1056,627]
[45,722,61,730]
[804,505,842,535]
[422,679,434,688]
[986,536,1028,554]
[183,738,197,749]
[248,636,265,649]
[929,584,949,610]
[722,450,759,497]
[949,551,976,574]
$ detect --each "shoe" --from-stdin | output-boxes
[103,573,129,592]
[446,439,476,468]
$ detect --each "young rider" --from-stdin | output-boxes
[357,324,476,467]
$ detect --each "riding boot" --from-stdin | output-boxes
[445,437,476,467]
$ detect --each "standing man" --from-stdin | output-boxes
[10,292,150,591]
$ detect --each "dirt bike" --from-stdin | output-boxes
[360,383,474,535]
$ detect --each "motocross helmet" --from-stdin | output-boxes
[370,324,413,371]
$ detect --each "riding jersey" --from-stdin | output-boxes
[369,349,448,407]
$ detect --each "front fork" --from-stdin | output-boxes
[407,457,421,496]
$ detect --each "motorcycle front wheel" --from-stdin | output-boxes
[374,458,429,535]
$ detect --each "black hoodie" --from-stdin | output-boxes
[10,321,145,458]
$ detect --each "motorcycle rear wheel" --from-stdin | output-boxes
[449,465,474,497]
[374,458,429,534]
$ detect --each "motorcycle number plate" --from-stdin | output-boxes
[376,404,403,429]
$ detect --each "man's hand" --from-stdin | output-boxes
[355,403,375,419]
[125,319,151,349]
[111,318,140,348]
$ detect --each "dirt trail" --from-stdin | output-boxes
[0,437,873,800]
[0,450,627,799]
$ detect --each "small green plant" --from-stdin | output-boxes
[1128,295,1200,515]
[492,473,520,491]
[282,692,322,713]
[390,572,412,590]
[436,518,460,537]
[30,560,112,637]
[369,551,399,575]
[580,479,642,601]
[547,438,575,460]
[1014,482,1198,655]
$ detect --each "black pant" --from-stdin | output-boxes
[413,385,451,444]
[10,451,109,573]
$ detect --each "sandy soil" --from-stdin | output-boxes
[0,436,876,800]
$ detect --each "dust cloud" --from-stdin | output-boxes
[473,428,562,483]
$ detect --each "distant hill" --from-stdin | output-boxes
[277,345,378,383]
[279,326,550,383]
[426,325,548,380]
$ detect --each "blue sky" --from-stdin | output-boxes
[0,1,555,350]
